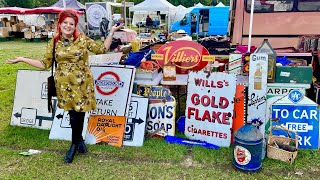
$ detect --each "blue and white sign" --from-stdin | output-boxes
[288,89,303,104]
[272,104,319,149]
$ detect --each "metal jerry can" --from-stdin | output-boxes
[232,120,263,172]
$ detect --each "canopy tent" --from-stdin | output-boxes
[194,2,205,7]
[26,7,84,14]
[176,5,186,9]
[129,0,176,30]
[51,0,85,10]
[0,7,31,14]
[0,7,84,14]
[129,0,176,13]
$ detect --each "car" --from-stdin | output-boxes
[135,17,160,27]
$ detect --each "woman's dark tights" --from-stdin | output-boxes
[69,110,86,144]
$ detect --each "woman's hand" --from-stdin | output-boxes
[110,23,124,33]
[6,57,24,64]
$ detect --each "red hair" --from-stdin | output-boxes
[53,9,80,44]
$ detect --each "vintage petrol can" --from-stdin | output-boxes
[232,121,263,172]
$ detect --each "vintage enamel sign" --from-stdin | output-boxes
[123,95,148,147]
[152,40,213,71]
[10,70,56,130]
[89,53,122,65]
[271,90,319,149]
[265,84,309,134]
[49,107,88,141]
[137,86,176,137]
[86,115,126,147]
[88,65,135,117]
[247,53,268,135]
[185,71,237,147]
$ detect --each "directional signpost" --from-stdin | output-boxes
[10,70,56,130]
[123,95,148,146]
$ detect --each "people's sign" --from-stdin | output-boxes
[152,40,214,71]
[137,86,176,137]
[271,90,319,149]
[185,72,237,147]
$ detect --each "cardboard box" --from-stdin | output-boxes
[10,16,18,23]
[6,22,11,27]
[163,66,176,81]
[34,31,42,38]
[135,68,159,80]
[24,31,32,39]
[12,24,20,32]
[275,66,312,84]
[0,27,9,37]
[113,29,137,43]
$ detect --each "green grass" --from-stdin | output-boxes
[0,39,320,179]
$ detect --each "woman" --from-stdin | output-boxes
[6,9,124,163]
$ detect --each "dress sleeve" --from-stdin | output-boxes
[40,39,54,70]
[85,35,106,54]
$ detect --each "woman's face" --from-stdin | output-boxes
[60,17,76,38]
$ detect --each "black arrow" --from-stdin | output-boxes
[14,112,53,126]
[56,113,63,119]
[14,112,21,118]
[132,118,144,125]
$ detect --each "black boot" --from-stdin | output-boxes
[64,144,78,163]
[78,141,88,154]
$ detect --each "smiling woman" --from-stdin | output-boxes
[5,9,124,164]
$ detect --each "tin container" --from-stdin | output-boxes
[232,122,263,172]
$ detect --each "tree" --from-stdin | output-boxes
[0,0,7,7]
[5,0,34,8]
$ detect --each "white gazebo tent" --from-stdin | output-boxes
[129,0,176,31]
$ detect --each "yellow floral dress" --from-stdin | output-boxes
[41,34,106,112]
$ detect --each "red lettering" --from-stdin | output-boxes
[201,110,211,122]
[201,95,210,107]
[222,112,230,125]
[212,111,222,124]
[210,80,216,88]
[194,108,201,120]
[224,133,228,139]
[191,94,200,105]
[210,96,218,108]
[187,107,195,119]
[187,126,192,132]
[217,81,223,88]
[219,97,229,109]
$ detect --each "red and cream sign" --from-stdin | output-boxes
[152,40,214,71]
[185,71,237,147]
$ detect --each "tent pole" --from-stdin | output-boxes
[248,0,255,52]
[63,0,66,9]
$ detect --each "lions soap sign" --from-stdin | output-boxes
[271,90,319,149]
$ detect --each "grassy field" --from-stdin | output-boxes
[0,39,320,179]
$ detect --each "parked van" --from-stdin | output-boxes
[230,0,320,49]
[171,6,229,37]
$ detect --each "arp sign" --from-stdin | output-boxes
[272,104,319,149]
[152,40,213,71]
